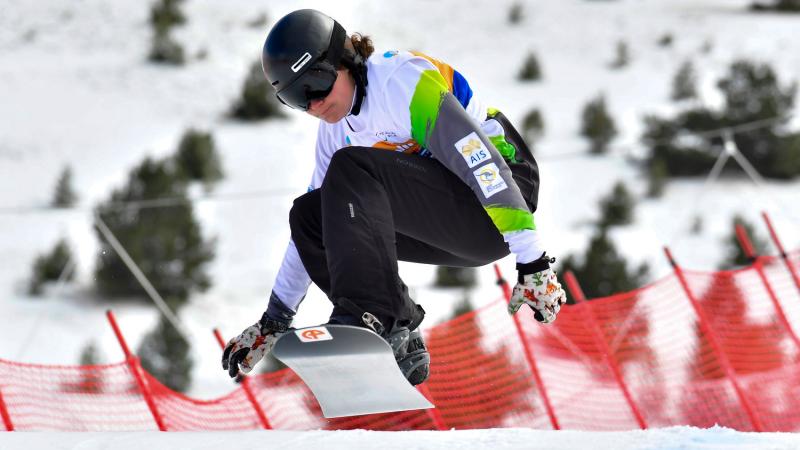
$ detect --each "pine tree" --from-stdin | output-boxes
[147,0,185,65]
[230,61,286,120]
[559,229,649,299]
[77,341,103,393]
[775,0,800,11]
[610,40,630,69]
[149,29,185,65]
[29,238,74,296]
[581,94,617,154]
[508,2,524,24]
[642,111,720,177]
[425,305,537,428]
[138,315,193,392]
[672,60,698,101]
[174,128,224,186]
[52,165,78,208]
[716,60,798,179]
[93,157,214,307]
[517,52,542,82]
[539,288,656,381]
[434,266,476,288]
[598,181,635,228]
[657,33,674,48]
[646,157,668,198]
[688,272,786,380]
[719,215,768,269]
[450,292,474,319]
[690,215,704,235]
[772,132,800,179]
[750,0,800,12]
[718,60,795,125]
[521,108,545,143]
[681,271,790,427]
[246,12,269,29]
[149,0,185,34]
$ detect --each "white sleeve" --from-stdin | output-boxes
[271,123,338,311]
[271,239,312,311]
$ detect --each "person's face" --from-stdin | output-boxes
[306,69,355,123]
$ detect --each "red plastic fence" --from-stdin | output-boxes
[2,248,800,431]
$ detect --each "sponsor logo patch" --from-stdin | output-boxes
[455,132,490,168]
[375,130,398,140]
[473,163,508,198]
[296,327,333,343]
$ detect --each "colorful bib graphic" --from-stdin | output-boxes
[373,139,421,153]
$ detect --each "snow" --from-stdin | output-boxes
[2,426,800,449]
[1,0,799,409]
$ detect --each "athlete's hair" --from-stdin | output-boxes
[348,33,374,60]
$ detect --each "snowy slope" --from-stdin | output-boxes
[1,0,799,401]
[2,426,800,450]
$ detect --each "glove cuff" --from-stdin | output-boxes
[264,291,295,325]
[259,312,290,334]
[516,253,555,281]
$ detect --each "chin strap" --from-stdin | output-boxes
[341,50,368,116]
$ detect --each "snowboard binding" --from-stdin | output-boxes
[333,310,430,385]
[377,317,430,386]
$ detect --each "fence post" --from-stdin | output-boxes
[663,248,764,431]
[564,271,647,430]
[415,382,447,430]
[0,387,13,431]
[735,224,800,352]
[761,212,800,294]
[106,310,167,431]
[212,329,273,430]
[494,264,560,430]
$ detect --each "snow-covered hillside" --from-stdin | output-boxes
[1,0,799,402]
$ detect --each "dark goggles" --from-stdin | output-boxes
[275,59,338,111]
[275,20,346,111]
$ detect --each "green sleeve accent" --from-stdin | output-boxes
[485,205,536,233]
[489,135,517,161]
[487,107,500,118]
[409,69,450,147]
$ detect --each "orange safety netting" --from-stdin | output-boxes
[1,250,799,431]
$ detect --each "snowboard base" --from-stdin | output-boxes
[271,324,434,418]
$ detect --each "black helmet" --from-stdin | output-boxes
[261,9,368,114]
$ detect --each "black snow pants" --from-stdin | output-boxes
[289,112,539,330]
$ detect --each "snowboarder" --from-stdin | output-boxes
[222,9,567,386]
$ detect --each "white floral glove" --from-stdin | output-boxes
[221,314,289,378]
[508,254,567,324]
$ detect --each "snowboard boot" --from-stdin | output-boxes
[363,313,430,386]
[329,312,430,385]
[402,327,430,385]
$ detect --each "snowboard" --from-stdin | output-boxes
[271,324,434,418]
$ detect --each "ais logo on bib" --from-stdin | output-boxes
[473,163,508,198]
[455,132,490,168]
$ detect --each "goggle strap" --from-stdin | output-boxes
[327,21,346,69]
